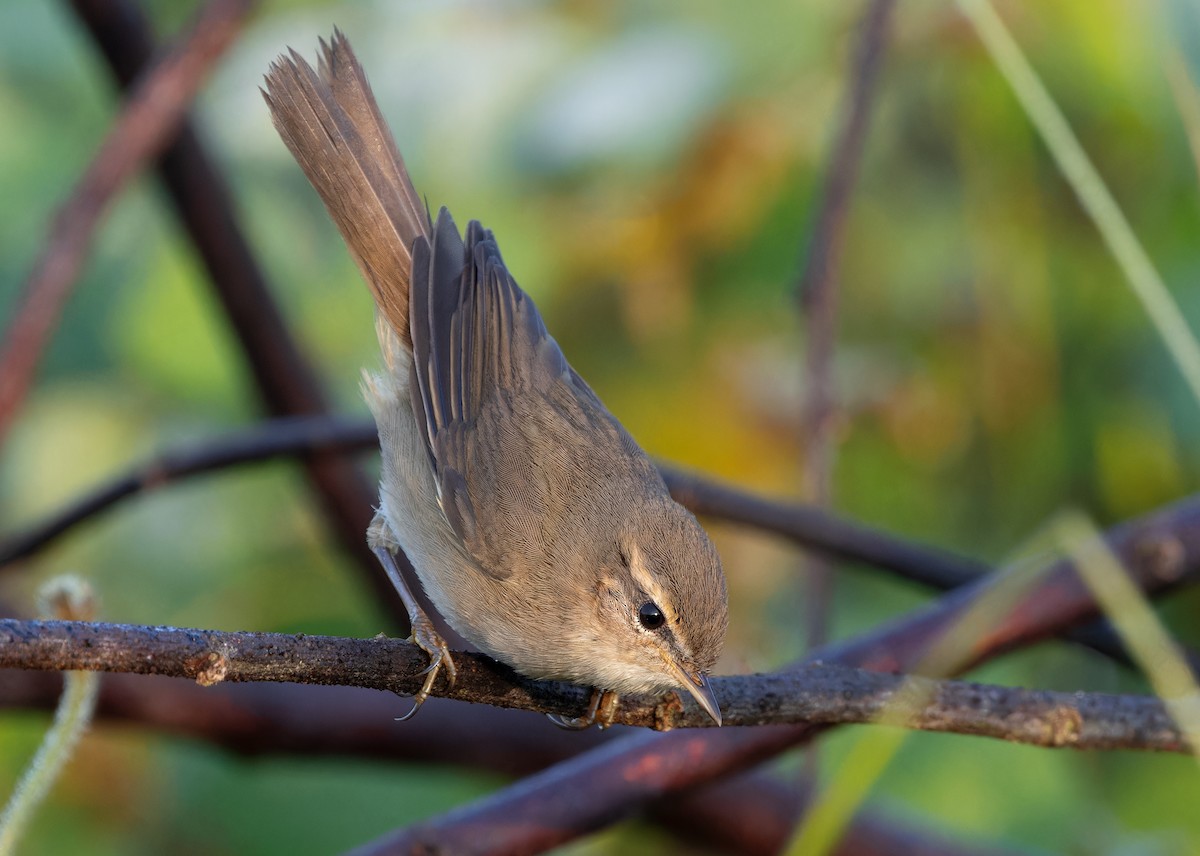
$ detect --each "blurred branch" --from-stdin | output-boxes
[796,0,894,309]
[350,492,1200,854]
[0,416,374,567]
[666,467,1200,673]
[1,417,969,579]
[662,465,990,586]
[0,0,251,450]
[3,416,1195,677]
[796,0,896,650]
[0,674,1018,856]
[0,619,1185,752]
[66,0,416,630]
[0,672,600,773]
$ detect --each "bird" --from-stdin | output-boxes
[262,31,728,727]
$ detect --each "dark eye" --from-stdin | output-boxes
[638,602,665,630]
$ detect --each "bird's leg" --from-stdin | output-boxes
[595,689,620,727]
[369,513,457,719]
[547,689,620,730]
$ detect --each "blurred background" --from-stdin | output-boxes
[2,0,1200,852]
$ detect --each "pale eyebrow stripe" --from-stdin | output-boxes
[627,543,677,625]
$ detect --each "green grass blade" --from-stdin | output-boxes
[1054,511,1200,762]
[785,549,1055,856]
[957,0,1200,407]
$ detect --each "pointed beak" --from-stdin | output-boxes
[665,658,722,726]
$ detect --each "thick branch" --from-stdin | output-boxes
[0,0,251,449]
[0,619,1184,753]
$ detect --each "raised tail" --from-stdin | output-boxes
[262,30,428,348]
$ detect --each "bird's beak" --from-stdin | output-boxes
[666,658,722,726]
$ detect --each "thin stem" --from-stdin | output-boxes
[957,0,1200,407]
[0,672,98,856]
[796,0,896,651]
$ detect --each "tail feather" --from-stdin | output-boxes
[262,30,428,348]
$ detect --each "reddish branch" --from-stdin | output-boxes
[67,0,416,628]
[0,0,252,449]
[0,619,1183,750]
[350,493,1200,854]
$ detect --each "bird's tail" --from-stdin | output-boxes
[262,30,428,349]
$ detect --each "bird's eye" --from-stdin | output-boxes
[638,602,666,630]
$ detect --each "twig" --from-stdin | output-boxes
[661,464,990,587]
[0,619,1184,752]
[348,492,1200,854]
[67,0,415,628]
[796,0,896,651]
[667,467,1200,672]
[0,0,252,450]
[0,416,375,566]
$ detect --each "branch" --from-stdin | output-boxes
[0,416,375,566]
[661,464,992,587]
[0,0,252,449]
[0,619,1185,753]
[666,467,1200,672]
[795,0,895,314]
[67,0,415,630]
[0,675,1017,856]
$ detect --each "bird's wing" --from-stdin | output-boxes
[410,208,608,579]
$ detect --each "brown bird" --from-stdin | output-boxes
[262,31,728,726]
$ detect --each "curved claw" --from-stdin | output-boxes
[546,689,619,730]
[547,711,595,731]
[394,699,422,722]
[401,618,457,719]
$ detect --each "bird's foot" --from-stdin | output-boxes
[548,688,619,730]
[395,609,457,721]
[369,512,457,721]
